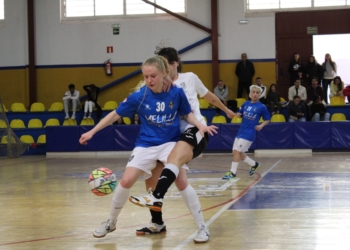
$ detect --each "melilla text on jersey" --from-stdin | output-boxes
[243,110,257,121]
[145,111,178,127]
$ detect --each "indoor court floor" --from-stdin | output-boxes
[1,153,350,250]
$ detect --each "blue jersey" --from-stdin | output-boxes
[237,101,271,142]
[116,85,192,147]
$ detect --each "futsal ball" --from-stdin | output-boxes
[88,167,117,196]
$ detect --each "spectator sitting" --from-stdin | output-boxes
[288,78,307,103]
[63,83,81,120]
[213,80,237,114]
[310,95,330,122]
[131,114,141,125]
[266,84,281,115]
[307,77,324,105]
[255,77,267,104]
[305,55,324,86]
[83,84,101,119]
[329,76,344,100]
[288,95,306,122]
[342,85,350,103]
[114,117,125,125]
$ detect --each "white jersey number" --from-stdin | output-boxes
[156,102,165,112]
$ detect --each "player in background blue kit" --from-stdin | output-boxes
[222,85,271,180]
[79,56,217,238]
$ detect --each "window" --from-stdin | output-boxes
[247,0,350,11]
[0,0,4,20]
[63,0,186,18]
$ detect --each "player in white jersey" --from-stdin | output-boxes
[79,56,217,239]
[129,47,236,243]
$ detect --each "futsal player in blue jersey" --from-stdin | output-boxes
[222,85,271,180]
[79,56,217,238]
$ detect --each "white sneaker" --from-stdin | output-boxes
[93,219,116,238]
[136,221,167,235]
[193,226,210,243]
[129,189,163,212]
[71,114,76,120]
[65,114,69,119]
[83,115,87,119]
[88,114,92,119]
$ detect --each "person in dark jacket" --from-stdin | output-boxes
[305,55,324,86]
[83,84,102,119]
[288,53,304,86]
[307,77,324,104]
[288,95,306,122]
[310,95,330,121]
[235,53,255,98]
[266,84,281,114]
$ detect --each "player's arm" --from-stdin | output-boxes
[255,107,270,131]
[182,112,218,137]
[203,91,236,119]
[79,110,120,145]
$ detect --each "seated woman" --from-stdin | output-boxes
[83,84,101,119]
[266,84,281,115]
[213,80,237,114]
[288,95,306,122]
[310,95,330,122]
[329,76,344,100]
[131,114,141,125]
[113,117,125,125]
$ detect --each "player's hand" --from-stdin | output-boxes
[225,109,236,119]
[162,75,174,92]
[79,131,93,145]
[255,124,263,131]
[198,124,218,137]
[236,113,242,118]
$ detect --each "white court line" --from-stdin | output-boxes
[173,159,282,250]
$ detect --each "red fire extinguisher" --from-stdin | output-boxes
[104,59,112,75]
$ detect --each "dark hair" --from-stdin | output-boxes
[333,76,343,91]
[323,53,336,71]
[268,83,277,92]
[155,47,182,73]
[293,95,301,100]
[311,77,318,82]
[307,55,316,68]
[256,77,262,80]
[312,94,320,103]
[295,78,301,82]
[292,53,301,64]
[68,84,75,89]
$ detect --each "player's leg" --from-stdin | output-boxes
[94,167,143,238]
[136,162,167,235]
[175,168,209,243]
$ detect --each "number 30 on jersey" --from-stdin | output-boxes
[156,102,165,112]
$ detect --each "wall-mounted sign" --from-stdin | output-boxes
[307,26,318,34]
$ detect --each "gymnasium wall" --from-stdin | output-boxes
[0,0,276,108]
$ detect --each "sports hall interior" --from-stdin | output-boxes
[1,1,350,249]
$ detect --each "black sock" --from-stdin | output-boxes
[150,209,163,225]
[153,168,177,199]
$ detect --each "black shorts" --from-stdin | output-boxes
[179,127,209,159]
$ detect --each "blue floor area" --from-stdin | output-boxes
[230,172,350,210]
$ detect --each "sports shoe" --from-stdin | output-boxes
[88,114,92,119]
[93,219,116,238]
[194,225,210,243]
[222,171,236,180]
[65,114,69,119]
[249,162,260,176]
[136,221,166,235]
[129,189,163,212]
[71,114,76,120]
[83,115,87,119]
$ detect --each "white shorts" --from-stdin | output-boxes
[126,142,189,179]
[232,138,253,153]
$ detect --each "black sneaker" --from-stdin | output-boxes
[136,222,167,235]
[249,162,260,176]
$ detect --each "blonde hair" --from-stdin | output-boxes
[133,55,170,91]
